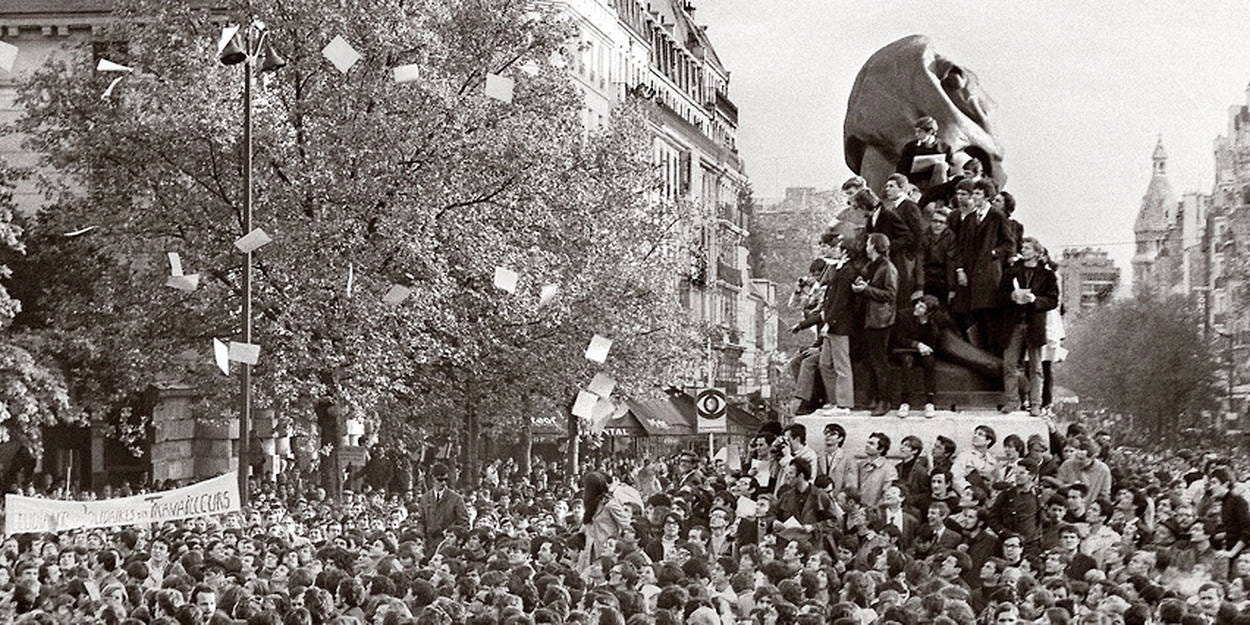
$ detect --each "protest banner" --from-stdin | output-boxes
[4,472,240,535]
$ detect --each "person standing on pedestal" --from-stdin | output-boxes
[817,231,858,413]
[852,233,898,416]
[1000,237,1059,415]
[951,179,1016,352]
[883,173,926,304]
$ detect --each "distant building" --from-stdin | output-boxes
[554,0,778,400]
[752,187,845,356]
[1057,248,1120,317]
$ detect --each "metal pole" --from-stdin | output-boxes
[238,51,253,507]
[707,337,714,461]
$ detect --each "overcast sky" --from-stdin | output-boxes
[695,0,1250,284]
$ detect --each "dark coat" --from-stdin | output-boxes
[419,488,469,542]
[819,260,860,336]
[953,207,1016,311]
[921,228,958,295]
[1002,262,1059,347]
[896,139,953,188]
[869,506,921,549]
[989,487,1041,546]
[893,199,926,260]
[865,206,914,264]
[860,256,898,329]
[735,515,776,549]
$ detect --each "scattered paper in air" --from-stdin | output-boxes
[392,64,420,84]
[227,341,261,365]
[212,338,230,375]
[63,226,98,237]
[519,61,541,77]
[217,24,240,55]
[538,284,559,307]
[96,58,133,73]
[0,41,17,74]
[493,266,518,293]
[910,154,945,173]
[484,73,514,103]
[234,228,272,253]
[322,35,361,74]
[736,497,757,519]
[591,397,615,421]
[571,390,598,419]
[345,262,354,298]
[587,373,616,398]
[382,284,412,306]
[101,75,126,99]
[167,252,183,276]
[584,334,612,364]
[165,274,200,292]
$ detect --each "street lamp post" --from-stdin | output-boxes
[219,22,285,507]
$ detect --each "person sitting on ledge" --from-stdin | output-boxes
[895,115,953,190]
[891,294,949,418]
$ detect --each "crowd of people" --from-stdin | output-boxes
[2,417,1250,625]
[788,116,1064,418]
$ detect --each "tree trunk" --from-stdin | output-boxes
[520,393,533,477]
[464,383,481,490]
[565,402,578,483]
[315,399,343,500]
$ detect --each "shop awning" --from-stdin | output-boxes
[616,391,762,437]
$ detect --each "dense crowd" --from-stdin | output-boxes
[789,115,1064,418]
[2,418,1250,625]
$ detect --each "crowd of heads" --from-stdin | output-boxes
[0,414,1249,625]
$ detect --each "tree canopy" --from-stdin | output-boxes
[1059,293,1220,441]
[7,0,701,482]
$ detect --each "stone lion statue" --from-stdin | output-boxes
[844,34,1005,193]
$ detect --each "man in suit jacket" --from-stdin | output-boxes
[883,173,926,304]
[1000,237,1059,414]
[419,464,468,543]
[952,178,1016,351]
[861,188,914,273]
[913,500,963,559]
[870,484,921,550]
[817,423,854,494]
[852,233,898,416]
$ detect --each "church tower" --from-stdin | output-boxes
[1132,136,1177,292]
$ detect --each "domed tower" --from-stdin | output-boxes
[1133,136,1177,291]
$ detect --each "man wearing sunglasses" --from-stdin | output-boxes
[419,464,468,544]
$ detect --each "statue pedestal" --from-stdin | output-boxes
[794,409,1049,461]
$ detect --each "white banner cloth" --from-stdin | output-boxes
[4,472,240,535]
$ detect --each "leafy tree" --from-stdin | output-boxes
[1059,293,1219,442]
[9,0,698,490]
[0,164,73,461]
